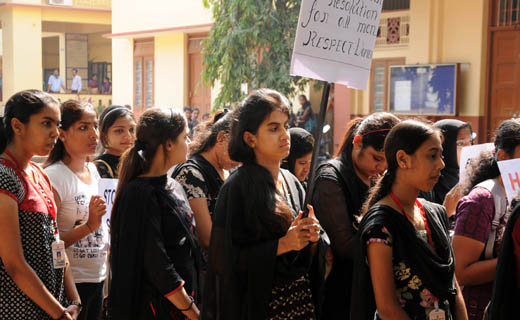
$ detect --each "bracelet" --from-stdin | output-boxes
[178,296,194,312]
[85,223,93,233]
[69,300,83,312]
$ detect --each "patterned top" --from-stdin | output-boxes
[0,159,66,319]
[454,186,508,320]
[367,228,452,320]
[175,165,215,215]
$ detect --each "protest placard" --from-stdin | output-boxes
[497,159,520,203]
[459,143,495,182]
[98,178,118,242]
[290,0,384,89]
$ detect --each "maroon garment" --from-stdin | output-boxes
[454,186,508,320]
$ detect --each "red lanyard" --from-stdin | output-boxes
[4,150,58,234]
[389,191,434,248]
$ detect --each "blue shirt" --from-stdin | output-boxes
[48,75,63,93]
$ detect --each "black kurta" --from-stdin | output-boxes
[488,202,520,320]
[109,175,198,319]
[311,156,369,319]
[201,164,313,320]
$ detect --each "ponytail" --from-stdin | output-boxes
[336,118,363,158]
[111,145,148,230]
[360,170,396,218]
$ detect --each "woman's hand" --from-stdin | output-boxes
[299,205,321,243]
[86,195,106,232]
[65,305,80,320]
[278,212,311,254]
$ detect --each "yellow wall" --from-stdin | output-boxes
[42,36,60,69]
[112,0,211,34]
[355,0,488,117]
[88,32,112,62]
[154,33,187,108]
[111,38,133,106]
[1,6,43,100]
[41,8,110,25]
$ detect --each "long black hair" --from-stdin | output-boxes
[0,90,58,153]
[361,120,440,216]
[98,105,135,149]
[228,88,292,225]
[461,118,520,195]
[188,109,232,157]
[336,112,400,160]
[112,108,186,229]
[44,100,96,167]
[228,88,290,164]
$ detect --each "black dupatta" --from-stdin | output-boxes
[351,200,457,319]
[201,164,311,320]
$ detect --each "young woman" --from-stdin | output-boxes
[45,100,108,320]
[94,105,136,178]
[110,108,200,320]
[453,119,520,320]
[352,120,467,320]
[173,109,238,250]
[202,89,321,320]
[0,90,81,320]
[311,112,400,319]
[281,127,314,189]
[296,94,316,133]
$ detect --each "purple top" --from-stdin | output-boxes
[454,186,508,320]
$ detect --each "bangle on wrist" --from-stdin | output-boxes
[178,296,194,312]
[69,300,83,312]
[85,223,93,233]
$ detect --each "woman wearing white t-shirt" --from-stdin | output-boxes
[45,100,107,320]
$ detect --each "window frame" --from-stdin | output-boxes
[369,57,406,112]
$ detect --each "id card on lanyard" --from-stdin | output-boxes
[429,301,446,320]
[52,221,66,269]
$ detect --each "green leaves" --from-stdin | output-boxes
[202,0,309,110]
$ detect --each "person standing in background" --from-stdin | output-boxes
[48,69,65,94]
[88,75,99,94]
[71,69,82,94]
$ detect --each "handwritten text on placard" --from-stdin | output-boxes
[291,0,383,89]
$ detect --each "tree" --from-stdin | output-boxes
[202,0,309,109]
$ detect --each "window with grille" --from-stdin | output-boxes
[496,0,520,26]
[383,0,410,11]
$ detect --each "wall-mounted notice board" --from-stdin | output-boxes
[389,64,458,115]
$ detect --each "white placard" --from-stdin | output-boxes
[98,178,118,238]
[498,159,520,203]
[394,80,412,111]
[290,0,383,89]
[459,143,495,182]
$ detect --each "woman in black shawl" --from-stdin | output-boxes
[281,127,314,190]
[110,108,200,319]
[420,119,474,210]
[201,89,321,320]
[351,120,467,320]
[311,112,400,319]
